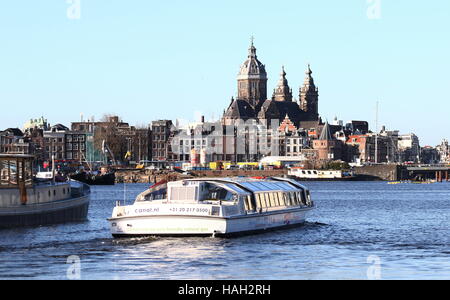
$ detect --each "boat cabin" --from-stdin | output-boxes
[0,154,34,189]
[137,178,312,214]
[0,154,77,208]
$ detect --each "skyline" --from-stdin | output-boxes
[1,1,449,146]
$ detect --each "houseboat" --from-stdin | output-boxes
[288,169,356,181]
[109,177,314,238]
[0,154,91,228]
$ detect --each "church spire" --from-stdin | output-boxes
[248,36,256,57]
[303,64,315,88]
[272,66,293,102]
[300,64,319,121]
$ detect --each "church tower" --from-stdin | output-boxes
[272,66,293,102]
[299,64,319,121]
[237,38,268,109]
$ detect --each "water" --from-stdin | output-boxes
[0,182,449,280]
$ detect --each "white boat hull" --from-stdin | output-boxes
[109,207,313,237]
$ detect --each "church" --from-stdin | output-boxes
[222,40,322,130]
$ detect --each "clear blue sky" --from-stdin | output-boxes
[1,0,449,145]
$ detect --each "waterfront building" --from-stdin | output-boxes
[421,146,440,164]
[151,120,174,162]
[398,133,421,163]
[378,128,400,163]
[344,121,369,135]
[345,132,392,164]
[43,124,71,161]
[0,128,29,154]
[72,116,151,165]
[436,139,449,164]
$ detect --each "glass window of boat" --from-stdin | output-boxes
[278,192,285,206]
[261,194,269,208]
[0,160,16,186]
[284,192,292,206]
[264,193,271,207]
[1,157,33,188]
[259,193,267,208]
[291,193,298,205]
[299,191,306,205]
[224,183,249,195]
[269,193,277,207]
[244,195,254,211]
[288,192,294,205]
[264,193,271,208]
[255,193,263,208]
[273,192,280,206]
[292,192,299,205]
[207,185,234,202]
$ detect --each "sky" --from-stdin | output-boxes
[0,0,449,146]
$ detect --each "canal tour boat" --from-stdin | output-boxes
[0,154,91,228]
[109,177,314,238]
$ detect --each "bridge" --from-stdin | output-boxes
[405,165,450,182]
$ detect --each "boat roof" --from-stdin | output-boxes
[238,181,300,192]
[184,177,307,193]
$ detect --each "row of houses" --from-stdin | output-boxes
[0,116,150,166]
[1,115,449,167]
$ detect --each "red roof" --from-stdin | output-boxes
[346,135,368,144]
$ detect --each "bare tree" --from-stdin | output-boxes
[93,114,127,165]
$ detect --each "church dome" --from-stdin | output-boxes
[237,40,267,80]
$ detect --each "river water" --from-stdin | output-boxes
[0,181,449,280]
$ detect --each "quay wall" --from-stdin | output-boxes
[114,169,287,183]
[115,169,177,184]
[353,164,402,181]
[190,169,287,178]
[115,167,407,183]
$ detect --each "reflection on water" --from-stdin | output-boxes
[0,182,450,279]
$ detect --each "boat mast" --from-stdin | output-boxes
[375,101,379,164]
[52,154,55,184]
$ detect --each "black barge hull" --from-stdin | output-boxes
[0,196,90,229]
[70,172,116,186]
